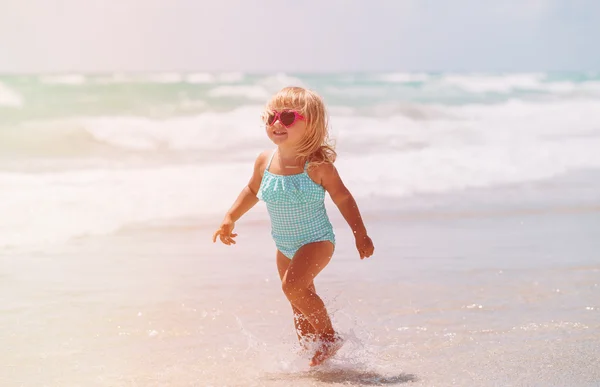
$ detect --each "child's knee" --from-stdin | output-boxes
[281,278,306,301]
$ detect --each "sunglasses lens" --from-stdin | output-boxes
[266,112,276,125]
[279,111,296,126]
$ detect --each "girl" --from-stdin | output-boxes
[212,86,374,367]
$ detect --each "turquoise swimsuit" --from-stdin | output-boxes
[257,150,336,259]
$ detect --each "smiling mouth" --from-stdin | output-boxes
[273,130,287,135]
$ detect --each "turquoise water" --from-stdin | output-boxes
[1,71,600,249]
[2,72,600,124]
[1,72,600,386]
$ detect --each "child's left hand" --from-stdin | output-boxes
[355,233,374,259]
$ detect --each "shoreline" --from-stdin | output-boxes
[2,167,600,386]
[2,210,599,386]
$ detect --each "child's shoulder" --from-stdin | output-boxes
[256,149,273,164]
[307,159,338,185]
[309,156,336,172]
[252,149,274,173]
[256,149,273,161]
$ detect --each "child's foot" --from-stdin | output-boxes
[296,333,317,355]
[309,334,344,367]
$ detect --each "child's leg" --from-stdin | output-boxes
[276,251,316,346]
[280,241,336,339]
[281,241,342,366]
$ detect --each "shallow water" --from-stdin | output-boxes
[2,72,600,385]
[2,181,599,386]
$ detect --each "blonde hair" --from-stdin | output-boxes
[264,86,336,170]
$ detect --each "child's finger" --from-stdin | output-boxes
[212,229,221,243]
[221,234,236,245]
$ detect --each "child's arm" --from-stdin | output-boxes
[317,163,375,259]
[212,151,268,245]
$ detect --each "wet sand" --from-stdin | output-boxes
[2,189,599,386]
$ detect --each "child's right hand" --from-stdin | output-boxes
[212,216,237,245]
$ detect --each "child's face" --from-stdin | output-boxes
[264,109,307,148]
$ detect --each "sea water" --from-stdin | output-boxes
[1,72,599,386]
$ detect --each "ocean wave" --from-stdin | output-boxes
[0,105,269,159]
[35,72,248,85]
[0,81,23,108]
[8,73,599,114]
[257,73,305,89]
[82,105,269,151]
[429,73,600,96]
[216,72,246,83]
[3,72,600,250]
[39,74,87,85]
[206,73,305,100]
[438,73,547,93]
[3,97,600,160]
[2,129,600,249]
[179,72,246,84]
[374,72,431,83]
[139,73,184,84]
[320,74,600,106]
[185,73,216,84]
[324,85,388,98]
[208,85,271,100]
[0,164,248,249]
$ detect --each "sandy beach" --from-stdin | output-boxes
[2,71,600,386]
[2,172,600,386]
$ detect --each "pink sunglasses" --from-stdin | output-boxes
[265,110,305,127]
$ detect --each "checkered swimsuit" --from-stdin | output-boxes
[257,151,336,259]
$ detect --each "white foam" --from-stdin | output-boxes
[257,73,306,89]
[3,134,600,250]
[208,85,271,100]
[376,72,431,83]
[8,97,600,158]
[0,163,251,249]
[330,97,600,197]
[206,73,305,101]
[91,73,140,84]
[339,98,600,146]
[185,72,247,84]
[39,74,87,85]
[216,72,246,83]
[139,73,184,84]
[0,81,23,107]
[3,96,600,249]
[438,73,546,93]
[86,72,246,85]
[432,73,600,96]
[324,86,387,98]
[81,105,265,151]
[185,73,216,84]
[336,137,600,200]
[543,81,600,95]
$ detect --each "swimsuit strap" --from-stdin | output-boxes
[266,149,277,171]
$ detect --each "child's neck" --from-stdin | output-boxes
[277,146,304,169]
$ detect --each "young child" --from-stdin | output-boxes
[212,86,374,367]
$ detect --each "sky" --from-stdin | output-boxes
[0,0,599,73]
